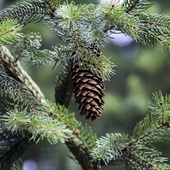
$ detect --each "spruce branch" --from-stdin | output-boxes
[0,46,46,104]
[50,104,98,169]
[0,71,37,112]
[90,133,128,165]
[0,128,33,170]
[136,12,170,51]
[131,91,170,145]
[47,102,98,152]
[2,46,169,170]
[2,109,72,144]
[1,45,98,170]
[124,0,154,13]
[137,13,170,30]
[1,47,72,144]
[0,19,23,45]
[0,47,46,169]
[91,91,170,169]
[13,32,73,67]
[125,146,170,170]
[124,91,170,169]
[93,2,170,52]
[0,1,53,25]
[53,2,95,31]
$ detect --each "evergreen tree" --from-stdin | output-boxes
[0,0,170,169]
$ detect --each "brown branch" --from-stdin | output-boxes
[140,20,170,28]
[0,46,46,104]
[123,155,143,170]
[128,124,164,149]
[0,29,14,37]
[125,0,140,13]
[125,149,158,169]
[45,0,56,13]
[65,138,100,170]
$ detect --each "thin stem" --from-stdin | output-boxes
[125,0,140,13]
[44,0,56,14]
[128,124,164,149]
[0,29,14,37]
[125,150,158,169]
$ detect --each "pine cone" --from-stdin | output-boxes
[71,64,105,121]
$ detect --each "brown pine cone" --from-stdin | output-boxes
[71,64,105,120]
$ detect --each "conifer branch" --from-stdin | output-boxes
[13,32,73,67]
[0,72,37,111]
[130,91,170,145]
[102,12,170,51]
[1,45,98,170]
[93,2,170,52]
[48,102,98,153]
[90,133,128,165]
[0,1,53,25]
[0,20,23,45]
[124,0,154,13]
[0,128,33,170]
[137,13,170,52]
[2,109,72,144]
[91,91,170,169]
[44,0,56,13]
[0,46,46,103]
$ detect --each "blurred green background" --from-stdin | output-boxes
[1,0,170,170]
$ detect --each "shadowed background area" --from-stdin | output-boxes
[0,0,170,169]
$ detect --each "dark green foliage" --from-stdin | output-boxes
[55,64,73,107]
[0,64,38,112]
[0,1,52,25]
[0,58,43,169]
[0,128,33,170]
[124,0,154,13]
